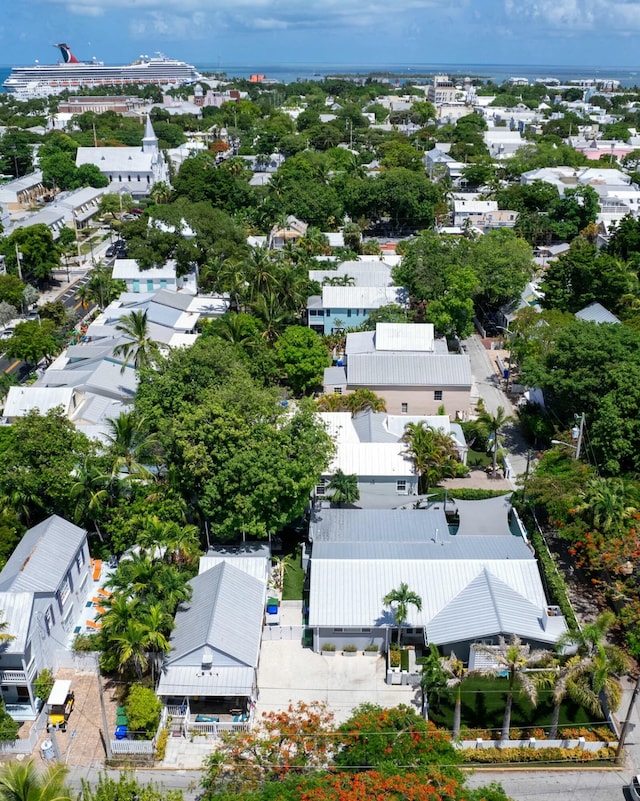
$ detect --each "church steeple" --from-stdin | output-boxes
[142,115,158,155]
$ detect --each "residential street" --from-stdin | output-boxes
[465,768,631,801]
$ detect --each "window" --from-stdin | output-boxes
[434,390,443,401]
[132,280,140,292]
[58,574,71,609]
[401,403,408,413]
[160,280,167,289]
[396,480,407,494]
[334,628,344,633]
[315,482,326,496]
[309,310,317,316]
[75,546,85,573]
[44,606,54,634]
[334,387,342,396]
[147,279,154,291]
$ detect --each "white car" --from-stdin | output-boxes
[630,775,640,801]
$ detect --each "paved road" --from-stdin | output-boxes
[65,767,202,800]
[463,333,531,485]
[465,768,631,801]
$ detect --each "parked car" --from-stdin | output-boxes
[105,245,117,258]
[115,247,128,258]
[46,679,75,732]
[630,776,640,801]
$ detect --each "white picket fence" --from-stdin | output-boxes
[109,705,167,756]
[457,738,616,752]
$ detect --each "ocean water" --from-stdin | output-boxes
[1,61,640,90]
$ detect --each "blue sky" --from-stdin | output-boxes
[1,0,640,68]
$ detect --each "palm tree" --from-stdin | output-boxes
[419,643,448,718]
[249,291,290,343]
[104,412,157,480]
[0,759,72,801]
[557,612,630,717]
[326,470,360,507]
[474,635,549,741]
[345,389,387,415]
[112,310,158,373]
[0,610,14,648]
[402,422,460,495]
[75,284,91,311]
[69,458,115,530]
[540,654,592,739]
[209,313,257,348]
[110,619,151,678]
[383,582,422,646]
[441,651,467,738]
[575,477,637,535]
[149,181,172,205]
[477,405,514,474]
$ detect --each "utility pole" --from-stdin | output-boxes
[572,412,585,460]
[616,673,640,763]
[96,661,113,761]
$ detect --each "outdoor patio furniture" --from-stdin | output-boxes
[92,559,102,581]
[97,587,112,598]
[195,714,219,723]
[233,714,248,723]
[85,620,102,630]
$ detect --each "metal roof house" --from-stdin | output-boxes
[156,559,267,723]
[317,410,467,508]
[308,285,407,335]
[0,515,91,720]
[307,504,567,660]
[324,324,473,417]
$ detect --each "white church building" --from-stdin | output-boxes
[75,117,170,198]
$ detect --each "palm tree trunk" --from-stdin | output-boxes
[502,690,513,742]
[453,687,462,739]
[549,701,560,740]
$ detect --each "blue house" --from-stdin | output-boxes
[308,285,406,334]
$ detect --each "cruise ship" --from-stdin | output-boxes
[3,43,203,98]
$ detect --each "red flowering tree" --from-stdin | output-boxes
[335,704,460,772]
[200,701,335,795]
[298,770,464,801]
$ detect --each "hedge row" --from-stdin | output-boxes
[461,746,616,764]
[528,520,579,631]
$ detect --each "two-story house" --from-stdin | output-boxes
[0,516,90,719]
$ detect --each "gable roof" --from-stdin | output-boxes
[375,323,434,352]
[427,568,558,645]
[575,302,620,324]
[0,515,87,594]
[166,561,265,668]
[345,352,472,387]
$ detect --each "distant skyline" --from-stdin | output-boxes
[1,1,640,69]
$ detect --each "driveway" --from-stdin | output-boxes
[256,639,416,724]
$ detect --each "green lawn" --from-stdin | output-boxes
[282,550,304,601]
[429,676,603,737]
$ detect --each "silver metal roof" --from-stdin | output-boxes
[312,536,531,561]
[166,562,265,669]
[427,568,566,645]
[346,353,472,387]
[198,543,270,583]
[310,508,450,544]
[375,323,435,352]
[324,366,347,386]
[156,664,254,697]
[308,557,547,629]
[575,302,620,324]
[0,515,86,594]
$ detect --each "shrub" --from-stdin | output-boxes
[322,643,336,652]
[389,650,401,668]
[126,684,162,740]
[0,699,18,742]
[343,644,358,653]
[461,745,615,764]
[154,727,169,762]
[33,668,55,703]
[400,648,410,672]
[365,644,379,652]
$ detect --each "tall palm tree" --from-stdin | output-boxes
[383,582,422,646]
[0,759,72,801]
[557,611,629,717]
[110,619,151,678]
[249,291,290,343]
[474,635,549,741]
[326,470,360,507]
[441,651,467,738]
[70,457,116,528]
[539,654,592,739]
[104,412,157,480]
[402,422,460,495]
[209,313,257,348]
[477,405,514,473]
[112,310,158,373]
[149,181,172,205]
[345,389,387,415]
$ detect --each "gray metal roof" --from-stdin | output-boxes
[0,516,87,594]
[324,366,347,386]
[427,568,566,645]
[166,562,265,669]
[198,543,270,583]
[153,289,194,311]
[312,535,532,561]
[345,331,375,354]
[346,353,472,387]
[456,496,513,537]
[156,664,254,698]
[310,508,449,544]
[575,302,620,324]
[0,592,34,653]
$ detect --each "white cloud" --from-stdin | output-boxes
[505,0,640,33]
